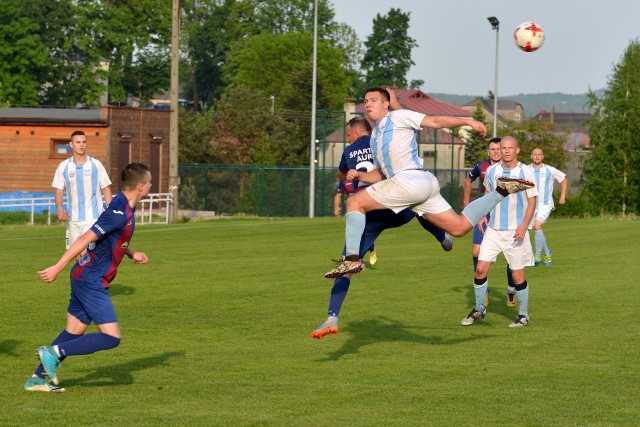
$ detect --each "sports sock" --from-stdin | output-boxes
[328,276,350,318]
[345,212,366,256]
[462,191,503,226]
[472,256,478,272]
[515,281,529,318]
[34,329,82,378]
[474,277,488,311]
[506,265,515,288]
[535,229,547,254]
[57,333,120,357]
[416,215,446,242]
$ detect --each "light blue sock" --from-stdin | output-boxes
[345,211,366,256]
[474,281,488,312]
[515,281,529,318]
[535,230,546,254]
[462,191,503,226]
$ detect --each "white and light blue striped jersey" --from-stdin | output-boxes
[484,162,538,230]
[52,157,112,222]
[530,163,565,210]
[370,109,425,178]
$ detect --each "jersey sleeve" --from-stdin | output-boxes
[391,109,426,130]
[338,151,348,173]
[468,163,482,181]
[51,161,66,189]
[91,201,128,239]
[549,165,566,183]
[523,166,539,198]
[93,159,113,189]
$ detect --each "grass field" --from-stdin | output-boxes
[1,217,639,426]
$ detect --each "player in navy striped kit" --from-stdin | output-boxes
[25,164,151,392]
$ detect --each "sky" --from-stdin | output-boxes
[331,0,640,96]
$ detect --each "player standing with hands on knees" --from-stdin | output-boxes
[25,163,152,392]
[53,130,112,257]
[324,87,534,279]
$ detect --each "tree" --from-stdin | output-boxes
[223,31,350,112]
[361,8,418,89]
[464,100,491,167]
[97,0,172,105]
[213,85,308,165]
[0,0,49,105]
[122,46,171,104]
[582,40,640,216]
[501,118,567,170]
[0,0,108,107]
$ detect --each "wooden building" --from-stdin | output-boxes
[0,107,170,194]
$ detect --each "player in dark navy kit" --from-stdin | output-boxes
[464,138,503,272]
[25,163,152,392]
[311,117,452,339]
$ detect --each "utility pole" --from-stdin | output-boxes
[169,0,180,221]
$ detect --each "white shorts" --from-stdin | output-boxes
[66,220,96,250]
[533,204,554,224]
[478,227,534,270]
[365,170,452,216]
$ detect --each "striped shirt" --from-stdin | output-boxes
[52,157,112,222]
[530,163,566,210]
[484,162,538,230]
[370,109,425,178]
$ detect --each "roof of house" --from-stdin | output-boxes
[533,111,592,133]
[355,89,472,117]
[0,108,105,125]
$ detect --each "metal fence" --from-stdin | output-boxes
[179,164,472,217]
[0,193,173,225]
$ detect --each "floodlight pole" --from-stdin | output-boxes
[488,16,500,138]
[308,0,318,218]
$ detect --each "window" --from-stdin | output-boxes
[50,139,72,159]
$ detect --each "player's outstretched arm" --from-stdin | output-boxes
[38,230,99,283]
[421,116,487,136]
[127,248,149,264]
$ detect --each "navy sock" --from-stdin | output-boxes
[416,215,446,242]
[58,333,120,357]
[473,256,478,272]
[507,265,515,288]
[328,276,351,318]
[34,329,82,378]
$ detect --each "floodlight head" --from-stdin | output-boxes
[487,16,499,30]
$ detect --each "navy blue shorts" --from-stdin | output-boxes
[472,222,487,245]
[68,278,118,325]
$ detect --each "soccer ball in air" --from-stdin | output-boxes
[514,22,545,52]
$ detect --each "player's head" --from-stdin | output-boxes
[69,130,87,156]
[364,87,391,122]
[487,137,502,163]
[530,147,544,165]
[346,116,372,144]
[500,136,520,166]
[121,163,152,196]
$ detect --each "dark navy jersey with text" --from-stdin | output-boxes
[338,135,374,192]
[71,192,135,288]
